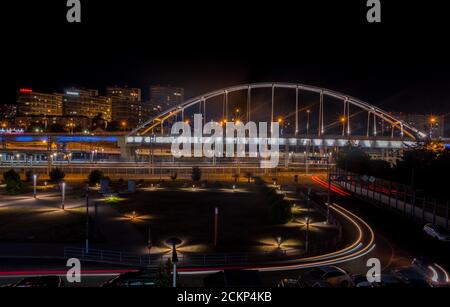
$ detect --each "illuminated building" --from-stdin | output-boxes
[106,86,145,127]
[17,88,63,116]
[148,85,184,112]
[63,88,112,122]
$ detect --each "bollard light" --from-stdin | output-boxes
[33,174,37,198]
[61,181,66,210]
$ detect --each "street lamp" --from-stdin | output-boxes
[61,181,66,210]
[340,116,346,136]
[33,174,37,198]
[306,110,310,136]
[305,217,310,254]
[429,117,437,138]
[166,237,182,287]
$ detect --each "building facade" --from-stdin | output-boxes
[148,85,184,112]
[106,86,144,128]
[63,89,112,122]
[17,88,63,117]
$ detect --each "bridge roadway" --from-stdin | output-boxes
[2,132,418,149]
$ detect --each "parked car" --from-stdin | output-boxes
[392,267,432,287]
[411,257,450,287]
[351,274,376,288]
[8,276,64,287]
[102,269,156,287]
[352,274,408,288]
[277,278,301,287]
[300,266,354,287]
[203,270,262,287]
[423,223,450,242]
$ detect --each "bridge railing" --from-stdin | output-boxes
[64,237,340,268]
[332,169,450,230]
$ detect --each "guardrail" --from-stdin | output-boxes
[64,239,339,268]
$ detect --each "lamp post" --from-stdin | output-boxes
[147,225,152,265]
[326,162,331,224]
[306,110,310,136]
[305,216,310,254]
[61,181,66,210]
[85,184,90,253]
[429,117,436,139]
[33,174,37,198]
[166,237,181,288]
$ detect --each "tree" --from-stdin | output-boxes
[269,199,293,224]
[49,168,65,183]
[191,166,202,182]
[3,169,20,182]
[244,172,253,183]
[336,147,370,174]
[6,177,23,195]
[88,170,104,185]
[25,170,34,182]
[3,169,23,195]
[106,120,121,132]
[232,173,240,183]
[170,172,178,181]
[47,123,65,133]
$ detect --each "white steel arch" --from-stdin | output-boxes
[128,82,426,140]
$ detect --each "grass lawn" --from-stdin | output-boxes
[0,206,86,243]
[109,184,334,253]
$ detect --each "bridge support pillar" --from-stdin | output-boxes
[118,137,136,161]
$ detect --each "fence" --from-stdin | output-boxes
[332,169,450,230]
[64,236,340,268]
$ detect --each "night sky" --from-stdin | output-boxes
[2,0,450,116]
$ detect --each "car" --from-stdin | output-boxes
[8,276,64,288]
[101,269,156,287]
[351,274,376,288]
[203,270,262,287]
[392,267,432,287]
[411,257,450,287]
[277,278,301,287]
[423,223,450,242]
[300,266,354,287]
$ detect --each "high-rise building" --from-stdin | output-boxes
[106,86,144,128]
[17,88,63,116]
[63,88,112,122]
[391,113,446,138]
[148,85,184,112]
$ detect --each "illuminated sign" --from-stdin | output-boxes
[19,88,33,93]
[65,91,80,96]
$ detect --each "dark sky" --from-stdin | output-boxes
[2,0,450,115]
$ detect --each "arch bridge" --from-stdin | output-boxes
[125,82,427,150]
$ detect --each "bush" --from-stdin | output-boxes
[191,166,202,182]
[88,170,104,185]
[6,177,23,195]
[49,168,65,183]
[259,184,293,224]
[3,169,20,182]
